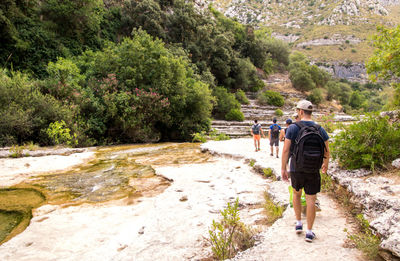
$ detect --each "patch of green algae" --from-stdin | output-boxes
[0,188,45,243]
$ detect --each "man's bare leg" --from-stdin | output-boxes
[254,139,257,151]
[270,146,273,156]
[293,189,302,222]
[276,146,279,157]
[305,194,316,230]
[257,140,260,151]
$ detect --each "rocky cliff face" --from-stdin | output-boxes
[201,0,400,64]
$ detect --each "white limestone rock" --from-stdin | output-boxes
[392,158,400,169]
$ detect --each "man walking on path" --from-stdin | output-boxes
[269,118,281,158]
[280,118,292,142]
[281,100,330,242]
[251,120,265,151]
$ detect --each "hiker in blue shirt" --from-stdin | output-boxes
[268,118,281,158]
[281,100,330,243]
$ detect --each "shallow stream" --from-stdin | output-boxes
[0,143,212,244]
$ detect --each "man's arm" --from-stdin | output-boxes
[260,128,265,138]
[281,138,291,181]
[279,129,285,141]
[321,140,330,174]
[268,127,271,140]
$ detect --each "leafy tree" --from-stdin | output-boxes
[75,30,213,142]
[212,86,241,119]
[349,91,363,109]
[307,88,323,105]
[309,65,330,88]
[0,69,73,146]
[257,90,284,107]
[289,67,315,92]
[121,0,165,39]
[326,81,340,101]
[366,25,400,108]
[41,0,104,46]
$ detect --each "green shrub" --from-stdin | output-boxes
[209,128,230,141]
[0,70,74,146]
[213,86,241,119]
[332,114,400,170]
[235,90,249,105]
[263,192,284,225]
[289,67,316,92]
[275,109,283,117]
[191,131,207,143]
[225,108,244,121]
[9,145,25,158]
[46,120,77,146]
[262,167,275,180]
[307,88,323,105]
[257,90,284,107]
[208,199,255,260]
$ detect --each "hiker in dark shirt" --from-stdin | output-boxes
[281,100,330,243]
[279,118,293,142]
[268,118,281,158]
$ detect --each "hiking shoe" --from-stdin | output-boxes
[315,200,321,212]
[305,232,316,242]
[270,153,273,156]
[276,155,279,158]
[295,224,303,234]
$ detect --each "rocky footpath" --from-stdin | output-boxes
[201,139,365,261]
[202,138,400,260]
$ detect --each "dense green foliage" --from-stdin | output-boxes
[212,86,241,119]
[0,70,72,146]
[366,25,400,108]
[257,90,285,107]
[332,114,400,170]
[288,51,329,92]
[307,88,323,105]
[235,90,249,105]
[0,0,294,146]
[0,32,214,145]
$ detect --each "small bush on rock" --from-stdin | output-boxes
[257,90,284,107]
[275,109,283,117]
[225,108,244,121]
[348,214,380,260]
[235,90,249,105]
[208,198,255,260]
[332,113,400,170]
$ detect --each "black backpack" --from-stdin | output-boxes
[271,124,280,139]
[291,122,326,173]
[252,123,261,134]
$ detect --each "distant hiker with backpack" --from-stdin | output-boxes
[251,120,265,151]
[281,100,330,243]
[280,118,292,142]
[269,118,281,158]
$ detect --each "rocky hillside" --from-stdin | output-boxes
[200,0,400,64]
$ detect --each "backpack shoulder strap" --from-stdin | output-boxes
[293,122,305,129]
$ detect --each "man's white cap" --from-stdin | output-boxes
[296,100,313,111]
